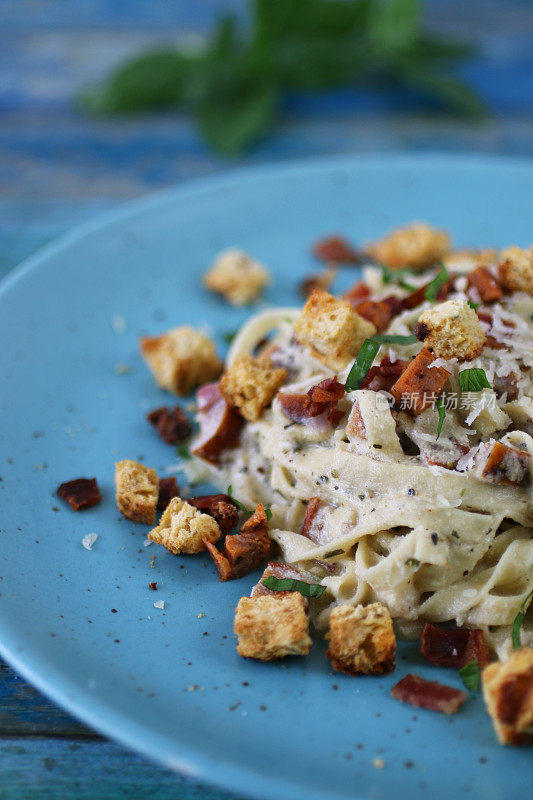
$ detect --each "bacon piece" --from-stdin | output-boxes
[493,372,519,401]
[361,356,409,393]
[204,504,271,581]
[355,300,394,333]
[391,674,467,714]
[402,276,455,310]
[344,281,370,308]
[299,266,337,298]
[191,382,244,465]
[312,235,361,265]
[390,348,451,415]
[468,266,503,303]
[188,493,239,534]
[57,478,101,511]
[157,477,180,510]
[147,405,191,444]
[479,442,530,486]
[420,623,491,669]
[251,561,312,610]
[278,377,346,427]
[300,498,322,538]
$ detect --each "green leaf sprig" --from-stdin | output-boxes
[424,262,450,302]
[345,334,417,392]
[458,368,491,392]
[380,264,416,292]
[227,485,272,521]
[435,395,445,440]
[459,660,480,692]
[83,0,484,155]
[512,588,533,649]
[261,576,326,597]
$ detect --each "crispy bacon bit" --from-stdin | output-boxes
[391,673,468,714]
[343,281,371,308]
[361,356,409,393]
[57,478,101,511]
[468,266,503,303]
[278,377,346,427]
[148,581,157,591]
[157,477,180,510]
[301,498,322,538]
[420,623,491,669]
[147,405,191,444]
[402,276,455,310]
[390,348,451,415]
[493,372,519,401]
[191,382,244,465]
[204,504,271,581]
[477,311,515,351]
[355,300,394,333]
[251,561,312,609]
[188,493,240,535]
[299,266,337,298]
[480,442,530,486]
[312,235,361,265]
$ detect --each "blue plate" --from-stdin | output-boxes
[0,154,531,800]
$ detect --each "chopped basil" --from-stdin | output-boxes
[380,264,416,292]
[265,508,272,522]
[435,396,445,440]
[344,334,417,392]
[468,300,480,311]
[424,262,450,302]
[405,558,420,567]
[458,368,491,392]
[176,444,191,460]
[227,484,249,513]
[459,660,480,692]
[512,588,533,649]
[261,576,326,598]
[223,329,238,345]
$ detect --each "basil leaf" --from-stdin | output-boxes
[424,262,450,302]
[223,329,238,345]
[261,576,326,598]
[380,264,416,291]
[344,334,417,392]
[435,396,445,440]
[458,368,491,392]
[176,444,191,460]
[265,508,272,522]
[468,301,479,311]
[459,660,480,692]
[227,484,249,514]
[512,588,533,649]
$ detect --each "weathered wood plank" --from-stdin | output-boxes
[0,738,240,800]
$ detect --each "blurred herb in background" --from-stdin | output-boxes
[82,0,484,155]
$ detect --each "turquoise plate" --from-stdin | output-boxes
[0,155,531,800]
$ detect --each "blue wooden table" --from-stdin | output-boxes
[1,1,533,797]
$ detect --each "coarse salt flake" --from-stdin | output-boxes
[82,533,98,551]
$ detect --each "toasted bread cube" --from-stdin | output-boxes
[417,299,485,361]
[203,248,270,305]
[366,222,450,271]
[115,460,159,524]
[139,326,222,396]
[293,290,376,370]
[498,246,533,296]
[327,602,396,675]
[482,648,533,745]
[234,594,312,660]
[220,355,287,422]
[148,497,221,554]
[443,248,498,270]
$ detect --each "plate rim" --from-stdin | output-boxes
[2,150,533,800]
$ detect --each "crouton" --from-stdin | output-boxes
[293,289,376,371]
[389,347,451,415]
[139,326,222,396]
[482,648,533,745]
[148,497,221,554]
[366,222,450,271]
[416,299,486,361]
[326,602,396,675]
[443,248,497,269]
[115,460,159,524]
[234,593,312,660]
[220,355,287,422]
[498,246,533,296]
[203,248,270,305]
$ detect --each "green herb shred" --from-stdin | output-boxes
[459,660,480,692]
[435,396,445,440]
[261,576,326,598]
[176,444,191,460]
[424,262,450,302]
[512,588,533,649]
[345,334,417,392]
[458,368,492,391]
